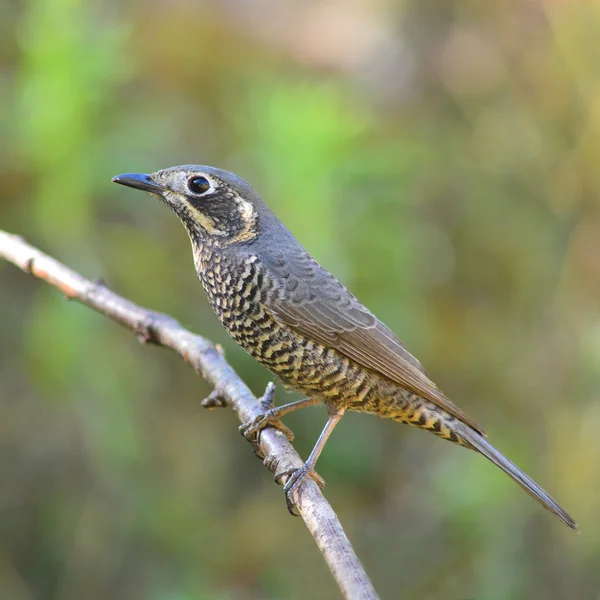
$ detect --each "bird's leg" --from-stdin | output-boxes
[276,406,345,516]
[239,384,320,443]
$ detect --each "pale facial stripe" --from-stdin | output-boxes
[163,190,226,236]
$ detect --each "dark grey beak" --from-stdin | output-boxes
[112,173,163,193]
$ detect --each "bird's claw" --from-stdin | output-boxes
[275,465,326,516]
[239,383,294,443]
[239,409,294,443]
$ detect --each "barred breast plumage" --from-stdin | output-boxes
[196,243,377,410]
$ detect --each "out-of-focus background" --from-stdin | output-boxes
[1,1,599,598]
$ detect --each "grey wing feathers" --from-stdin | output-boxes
[264,250,485,436]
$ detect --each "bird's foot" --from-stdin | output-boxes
[275,465,326,516]
[239,383,294,443]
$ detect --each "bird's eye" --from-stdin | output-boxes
[187,176,211,195]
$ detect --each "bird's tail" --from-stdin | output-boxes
[451,420,578,531]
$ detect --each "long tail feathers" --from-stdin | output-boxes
[453,422,578,531]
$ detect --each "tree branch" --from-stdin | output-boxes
[0,230,379,600]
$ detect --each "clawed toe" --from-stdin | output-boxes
[239,382,294,443]
[275,466,325,515]
[239,411,294,443]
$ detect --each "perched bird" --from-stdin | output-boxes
[113,165,577,530]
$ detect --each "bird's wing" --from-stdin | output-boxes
[263,250,485,435]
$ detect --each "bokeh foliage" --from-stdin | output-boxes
[1,1,599,598]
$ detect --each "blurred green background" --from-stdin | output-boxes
[1,1,599,598]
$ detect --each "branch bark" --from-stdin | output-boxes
[0,230,379,600]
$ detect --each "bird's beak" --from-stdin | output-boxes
[112,173,164,193]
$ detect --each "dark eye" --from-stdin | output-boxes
[187,176,211,195]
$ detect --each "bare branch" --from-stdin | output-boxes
[0,230,379,600]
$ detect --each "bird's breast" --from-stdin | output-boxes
[196,251,272,346]
[193,248,377,407]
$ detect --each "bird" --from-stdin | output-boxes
[112,165,577,530]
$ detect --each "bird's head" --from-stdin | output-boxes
[112,165,264,246]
